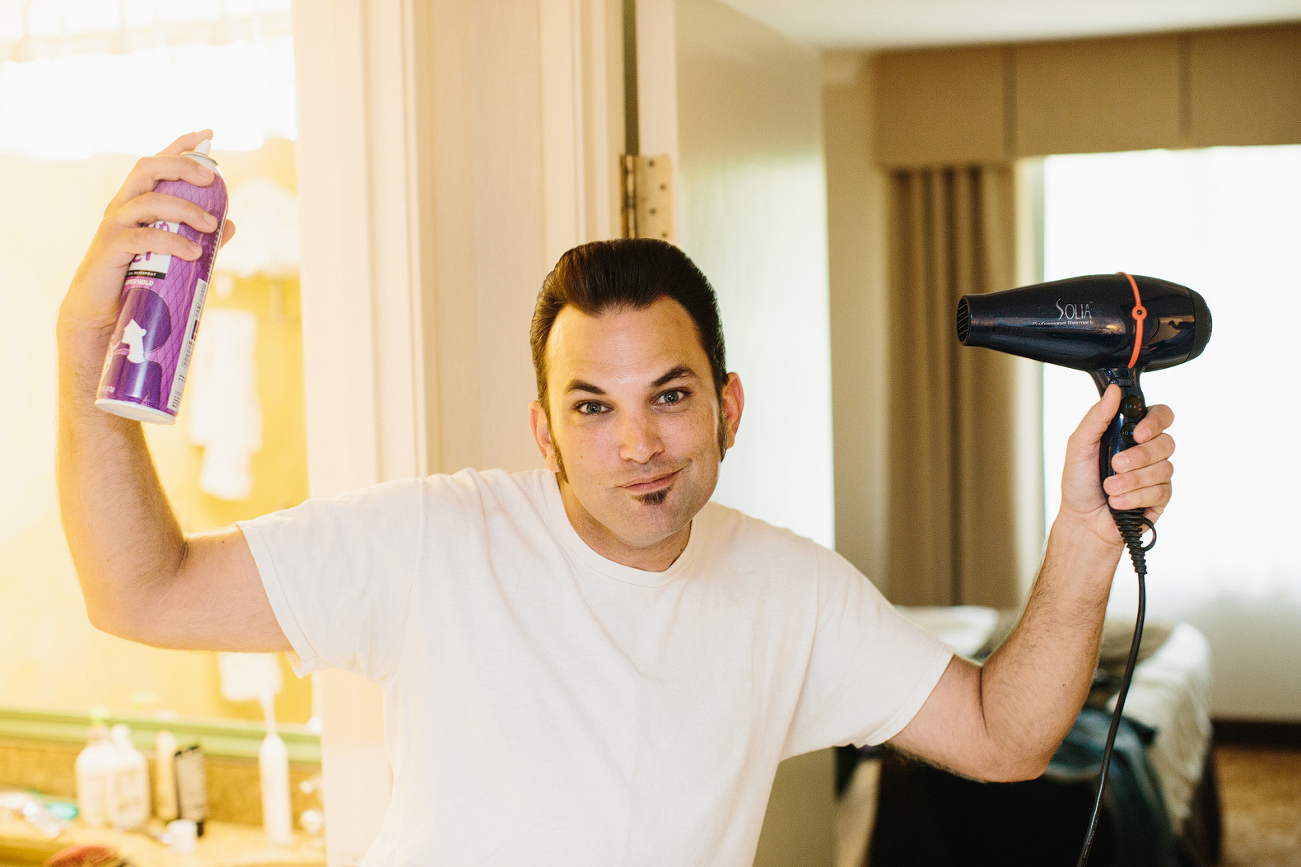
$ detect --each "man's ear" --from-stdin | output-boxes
[721,372,744,451]
[529,399,561,472]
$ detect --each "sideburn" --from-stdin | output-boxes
[717,401,729,459]
[552,427,569,483]
[555,451,567,483]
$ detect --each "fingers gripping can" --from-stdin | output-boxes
[95,140,229,424]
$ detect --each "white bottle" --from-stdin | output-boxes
[258,691,293,845]
[108,724,151,831]
[75,716,112,828]
[154,719,179,822]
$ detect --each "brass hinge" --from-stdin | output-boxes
[621,154,674,242]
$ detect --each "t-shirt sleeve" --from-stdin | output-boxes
[783,545,954,757]
[237,477,424,681]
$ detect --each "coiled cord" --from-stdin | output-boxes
[1075,507,1156,866]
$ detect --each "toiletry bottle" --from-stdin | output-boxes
[259,691,293,845]
[174,745,209,836]
[154,710,180,822]
[75,712,112,828]
[108,724,151,831]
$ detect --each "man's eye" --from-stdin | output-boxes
[576,401,605,415]
[657,389,688,406]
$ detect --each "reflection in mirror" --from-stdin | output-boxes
[0,0,311,729]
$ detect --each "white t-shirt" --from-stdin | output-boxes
[239,468,952,867]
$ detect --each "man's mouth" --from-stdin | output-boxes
[622,469,679,495]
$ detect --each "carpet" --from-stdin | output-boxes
[1215,744,1301,867]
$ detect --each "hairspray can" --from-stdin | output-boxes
[95,140,229,424]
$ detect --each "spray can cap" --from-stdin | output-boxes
[184,139,218,171]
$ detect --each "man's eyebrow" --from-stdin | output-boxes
[651,366,699,388]
[562,367,699,396]
[563,379,605,396]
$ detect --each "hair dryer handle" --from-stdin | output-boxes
[1090,367,1148,489]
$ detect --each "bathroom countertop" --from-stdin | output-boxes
[0,812,325,867]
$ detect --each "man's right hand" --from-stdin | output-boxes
[57,132,287,655]
[62,129,236,336]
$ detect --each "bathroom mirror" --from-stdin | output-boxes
[0,2,313,734]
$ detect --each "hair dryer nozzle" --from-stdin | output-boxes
[957,274,1211,374]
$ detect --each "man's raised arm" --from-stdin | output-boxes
[57,130,289,653]
[890,384,1176,781]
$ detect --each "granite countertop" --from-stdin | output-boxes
[0,811,324,867]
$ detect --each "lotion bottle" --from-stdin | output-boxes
[258,690,293,845]
[154,711,180,822]
[108,724,151,831]
[75,711,111,828]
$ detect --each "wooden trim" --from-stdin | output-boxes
[1012,32,1183,157]
[875,46,1007,167]
[1186,23,1301,148]
[0,706,320,764]
[873,21,1301,167]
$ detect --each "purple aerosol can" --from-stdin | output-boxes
[95,140,229,424]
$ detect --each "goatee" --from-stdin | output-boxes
[635,487,670,506]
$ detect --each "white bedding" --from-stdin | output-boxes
[1104,622,1213,830]
[897,605,1001,658]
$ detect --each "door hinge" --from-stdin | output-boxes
[621,154,674,242]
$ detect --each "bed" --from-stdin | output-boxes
[841,606,1221,867]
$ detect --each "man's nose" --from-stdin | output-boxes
[618,409,664,464]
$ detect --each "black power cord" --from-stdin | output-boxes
[1075,507,1156,867]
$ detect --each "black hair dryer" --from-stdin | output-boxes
[957,273,1211,556]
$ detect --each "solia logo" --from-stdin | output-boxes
[1055,298,1092,321]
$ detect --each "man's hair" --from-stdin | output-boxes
[529,238,728,410]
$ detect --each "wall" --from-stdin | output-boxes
[674,0,835,550]
[821,52,892,593]
[0,140,312,725]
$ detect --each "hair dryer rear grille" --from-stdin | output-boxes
[956,298,971,344]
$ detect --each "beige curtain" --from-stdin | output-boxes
[884,163,1024,608]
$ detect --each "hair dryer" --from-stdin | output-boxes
[957,272,1211,528]
[957,272,1211,866]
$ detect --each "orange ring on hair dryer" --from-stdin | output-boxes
[1121,272,1147,369]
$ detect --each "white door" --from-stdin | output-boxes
[632,1,837,864]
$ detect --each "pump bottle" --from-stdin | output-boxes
[75,713,112,828]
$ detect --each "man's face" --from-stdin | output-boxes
[529,297,743,571]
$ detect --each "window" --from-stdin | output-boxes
[1041,146,1301,715]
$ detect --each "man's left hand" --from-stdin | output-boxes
[1057,384,1175,548]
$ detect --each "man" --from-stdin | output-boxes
[59,131,1175,866]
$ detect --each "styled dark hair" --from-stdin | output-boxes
[530,238,728,409]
